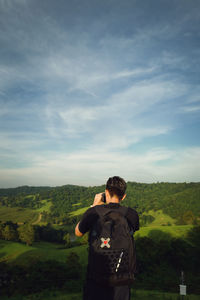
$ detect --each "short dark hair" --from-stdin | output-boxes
[106,176,127,200]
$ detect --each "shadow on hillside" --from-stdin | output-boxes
[147,229,172,242]
[186,225,200,248]
[0,241,8,260]
[12,247,46,266]
[1,247,83,297]
[0,251,6,260]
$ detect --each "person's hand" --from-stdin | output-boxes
[92,193,104,206]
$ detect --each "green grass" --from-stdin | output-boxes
[0,239,34,263]
[72,202,81,207]
[1,288,199,300]
[0,199,52,225]
[143,209,176,226]
[69,207,177,227]
[135,225,193,239]
[25,195,35,199]
[36,199,52,213]
[130,289,200,300]
[0,224,193,266]
[0,206,38,224]
[0,239,88,266]
[69,206,90,217]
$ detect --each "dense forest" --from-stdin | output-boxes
[0,182,200,225]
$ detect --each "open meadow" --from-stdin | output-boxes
[0,221,194,267]
[0,206,38,224]
[0,240,88,266]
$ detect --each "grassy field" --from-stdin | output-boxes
[0,223,193,266]
[68,206,177,226]
[135,225,193,239]
[69,206,90,217]
[1,288,199,300]
[143,209,176,226]
[0,198,52,225]
[0,206,38,224]
[36,199,52,213]
[72,202,81,207]
[0,239,88,266]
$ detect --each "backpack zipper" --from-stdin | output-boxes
[115,250,124,272]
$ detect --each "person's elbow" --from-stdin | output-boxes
[75,223,84,237]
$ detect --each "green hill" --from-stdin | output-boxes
[0,206,38,224]
[135,224,193,239]
[0,182,200,226]
[1,182,200,298]
[0,224,193,266]
[69,206,89,217]
[36,199,52,213]
[0,239,88,266]
[142,209,176,226]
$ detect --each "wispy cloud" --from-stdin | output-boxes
[0,146,199,187]
[0,0,200,186]
[181,106,200,113]
[42,77,180,143]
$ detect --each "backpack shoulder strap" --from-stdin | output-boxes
[118,205,128,217]
[94,205,128,218]
[94,204,112,217]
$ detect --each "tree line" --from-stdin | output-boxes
[0,220,80,247]
[0,182,200,225]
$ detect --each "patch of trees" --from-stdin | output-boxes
[0,221,74,247]
[0,221,37,245]
[49,184,105,217]
[0,194,43,209]
[0,186,52,197]
[139,214,155,226]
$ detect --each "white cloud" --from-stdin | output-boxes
[0,0,199,187]
[42,76,184,141]
[0,0,27,11]
[0,146,199,187]
[181,105,200,113]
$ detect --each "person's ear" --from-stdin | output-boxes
[121,194,126,201]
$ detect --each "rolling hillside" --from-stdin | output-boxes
[0,182,200,226]
[1,183,200,298]
[0,206,38,224]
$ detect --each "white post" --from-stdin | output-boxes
[180,271,186,300]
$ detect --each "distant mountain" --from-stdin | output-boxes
[0,185,52,196]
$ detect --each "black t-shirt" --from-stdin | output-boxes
[79,202,139,235]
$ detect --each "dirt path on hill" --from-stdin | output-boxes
[32,213,42,225]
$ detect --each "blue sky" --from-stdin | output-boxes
[0,0,200,187]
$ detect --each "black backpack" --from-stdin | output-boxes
[87,205,136,286]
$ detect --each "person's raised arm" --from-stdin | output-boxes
[75,222,84,237]
[75,192,104,237]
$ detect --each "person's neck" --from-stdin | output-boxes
[106,196,120,204]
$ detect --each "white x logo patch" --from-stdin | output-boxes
[100,237,111,248]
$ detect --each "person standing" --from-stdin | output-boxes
[75,176,139,300]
